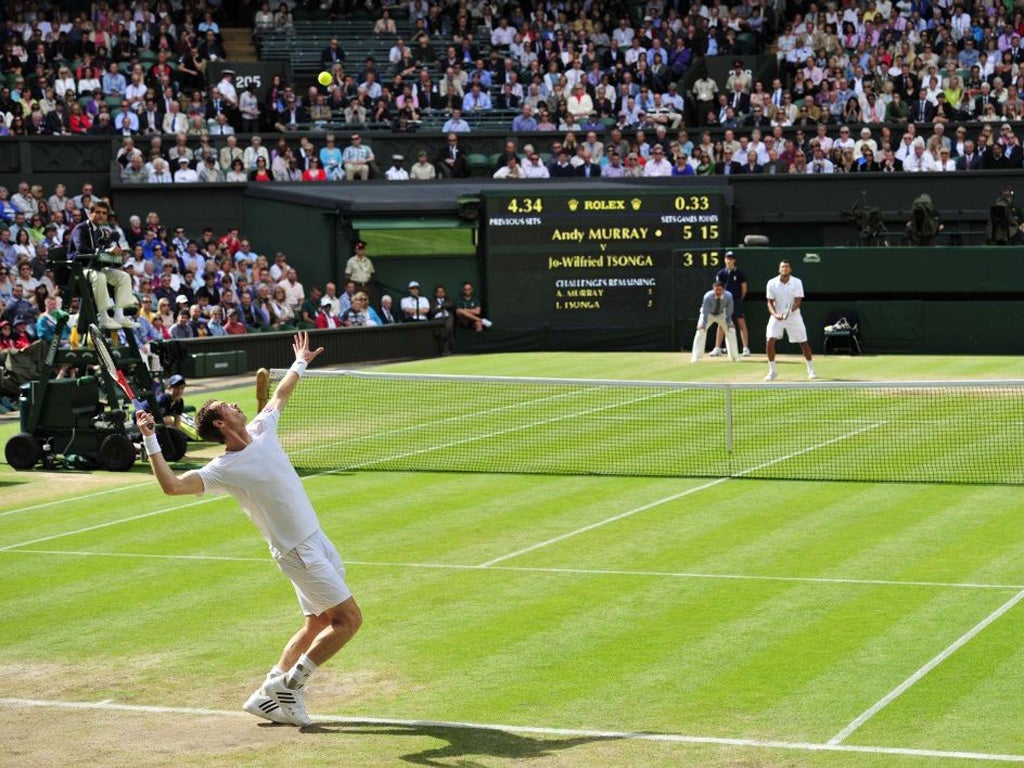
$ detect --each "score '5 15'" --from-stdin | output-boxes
[681,251,720,267]
[680,224,719,241]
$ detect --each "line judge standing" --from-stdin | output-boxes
[765,259,815,380]
[691,280,739,362]
[713,250,750,356]
[344,239,375,299]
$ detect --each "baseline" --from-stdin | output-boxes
[1,697,1022,764]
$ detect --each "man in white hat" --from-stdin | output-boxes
[315,295,341,328]
[217,68,238,107]
[400,281,429,321]
[385,154,409,181]
[174,156,199,183]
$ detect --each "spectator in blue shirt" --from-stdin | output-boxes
[462,82,492,111]
[102,62,127,96]
[442,109,471,132]
[511,104,537,132]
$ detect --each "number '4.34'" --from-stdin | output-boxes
[507,198,543,213]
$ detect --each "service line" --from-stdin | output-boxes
[5,548,1021,591]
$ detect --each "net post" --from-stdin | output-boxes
[724,384,733,454]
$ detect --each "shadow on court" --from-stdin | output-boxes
[300,721,619,765]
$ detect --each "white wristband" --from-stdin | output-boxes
[143,433,162,456]
[289,360,308,377]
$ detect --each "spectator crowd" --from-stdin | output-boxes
[0,0,1019,178]
[244,0,1024,176]
[0,177,488,364]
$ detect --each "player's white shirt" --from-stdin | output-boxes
[197,407,320,554]
[766,274,804,314]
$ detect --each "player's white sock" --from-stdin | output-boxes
[267,665,285,680]
[284,654,318,690]
[768,360,777,373]
[806,360,815,375]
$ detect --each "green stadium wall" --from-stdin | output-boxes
[39,150,1017,355]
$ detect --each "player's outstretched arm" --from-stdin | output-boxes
[136,411,204,495]
[268,331,324,412]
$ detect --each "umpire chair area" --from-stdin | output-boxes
[4,254,171,471]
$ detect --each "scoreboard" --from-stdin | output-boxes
[482,189,731,343]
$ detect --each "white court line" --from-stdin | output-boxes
[479,478,729,567]
[342,389,674,472]
[733,422,886,478]
[0,481,152,518]
[828,587,1024,745]
[1,549,268,563]
[289,387,588,457]
[1,698,1023,763]
[5,548,1021,591]
[481,422,885,568]
[0,498,216,552]
[0,469,338,553]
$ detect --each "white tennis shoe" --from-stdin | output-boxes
[741,347,751,356]
[708,348,725,357]
[808,372,817,380]
[261,674,313,727]
[243,688,292,724]
[764,370,778,381]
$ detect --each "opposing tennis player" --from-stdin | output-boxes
[691,280,739,362]
[135,332,361,727]
[765,260,816,380]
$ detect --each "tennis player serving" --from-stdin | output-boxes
[765,260,816,381]
[136,332,361,727]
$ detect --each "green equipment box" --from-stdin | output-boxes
[184,350,248,378]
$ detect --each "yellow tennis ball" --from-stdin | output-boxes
[317,71,333,87]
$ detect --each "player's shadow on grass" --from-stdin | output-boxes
[303,721,617,766]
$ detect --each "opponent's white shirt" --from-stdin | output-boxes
[197,407,320,554]
[766,274,804,314]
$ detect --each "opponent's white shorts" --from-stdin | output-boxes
[274,529,352,616]
[766,312,808,343]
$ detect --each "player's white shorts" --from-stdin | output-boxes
[766,311,808,343]
[274,529,352,616]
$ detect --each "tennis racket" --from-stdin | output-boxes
[779,301,791,321]
[88,324,147,412]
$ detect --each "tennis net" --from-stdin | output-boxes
[269,370,1024,485]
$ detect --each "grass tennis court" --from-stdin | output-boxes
[3,353,1024,767]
